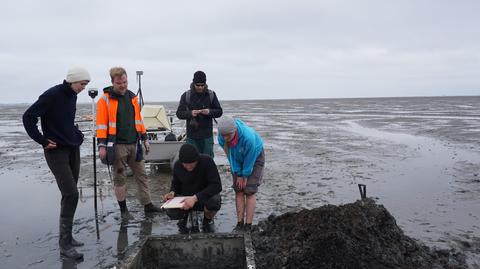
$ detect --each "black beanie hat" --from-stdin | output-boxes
[193,71,206,83]
[179,144,200,163]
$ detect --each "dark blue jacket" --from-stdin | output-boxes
[23,80,84,148]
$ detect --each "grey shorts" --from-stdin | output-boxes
[232,149,265,195]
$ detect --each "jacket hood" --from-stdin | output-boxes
[61,80,77,96]
[103,86,112,93]
[103,86,136,98]
[189,82,209,91]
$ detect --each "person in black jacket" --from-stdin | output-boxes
[176,71,223,157]
[163,144,222,233]
[22,67,90,260]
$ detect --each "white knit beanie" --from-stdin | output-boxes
[66,67,91,83]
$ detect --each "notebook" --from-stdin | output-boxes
[160,196,186,209]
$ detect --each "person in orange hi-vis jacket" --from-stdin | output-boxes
[96,67,161,221]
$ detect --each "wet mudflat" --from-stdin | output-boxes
[0,96,479,268]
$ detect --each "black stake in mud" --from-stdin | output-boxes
[88,88,100,239]
[358,184,367,199]
[136,70,144,109]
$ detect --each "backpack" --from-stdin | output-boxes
[164,132,177,141]
[185,89,218,124]
[185,89,214,107]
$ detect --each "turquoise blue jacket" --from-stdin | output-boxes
[218,119,263,178]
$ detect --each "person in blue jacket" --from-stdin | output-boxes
[217,116,265,232]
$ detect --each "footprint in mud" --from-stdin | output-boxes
[313,182,327,187]
[26,259,45,267]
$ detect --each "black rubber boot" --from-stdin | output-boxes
[177,217,189,234]
[70,237,84,247]
[121,210,134,222]
[233,221,244,233]
[202,217,215,233]
[69,219,84,247]
[189,211,200,233]
[144,203,162,213]
[59,218,84,260]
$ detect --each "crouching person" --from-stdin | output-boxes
[163,144,222,233]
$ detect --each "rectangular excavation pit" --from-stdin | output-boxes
[122,233,256,269]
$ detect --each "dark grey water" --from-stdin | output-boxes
[1,96,480,268]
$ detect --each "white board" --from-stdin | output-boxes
[160,196,187,209]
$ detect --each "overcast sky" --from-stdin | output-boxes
[1,0,479,104]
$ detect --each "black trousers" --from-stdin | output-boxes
[166,194,221,220]
[44,147,80,219]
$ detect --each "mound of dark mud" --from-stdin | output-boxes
[251,199,467,269]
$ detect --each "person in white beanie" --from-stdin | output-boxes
[23,66,90,260]
[66,67,91,84]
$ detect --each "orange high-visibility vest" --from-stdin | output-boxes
[96,90,146,147]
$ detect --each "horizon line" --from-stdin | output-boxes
[3,94,480,105]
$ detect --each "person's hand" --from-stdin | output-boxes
[99,147,107,160]
[44,139,57,150]
[236,177,247,190]
[181,195,198,210]
[200,109,209,115]
[144,140,150,155]
[163,191,175,201]
[191,110,200,117]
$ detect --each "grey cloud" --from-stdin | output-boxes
[1,0,479,103]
